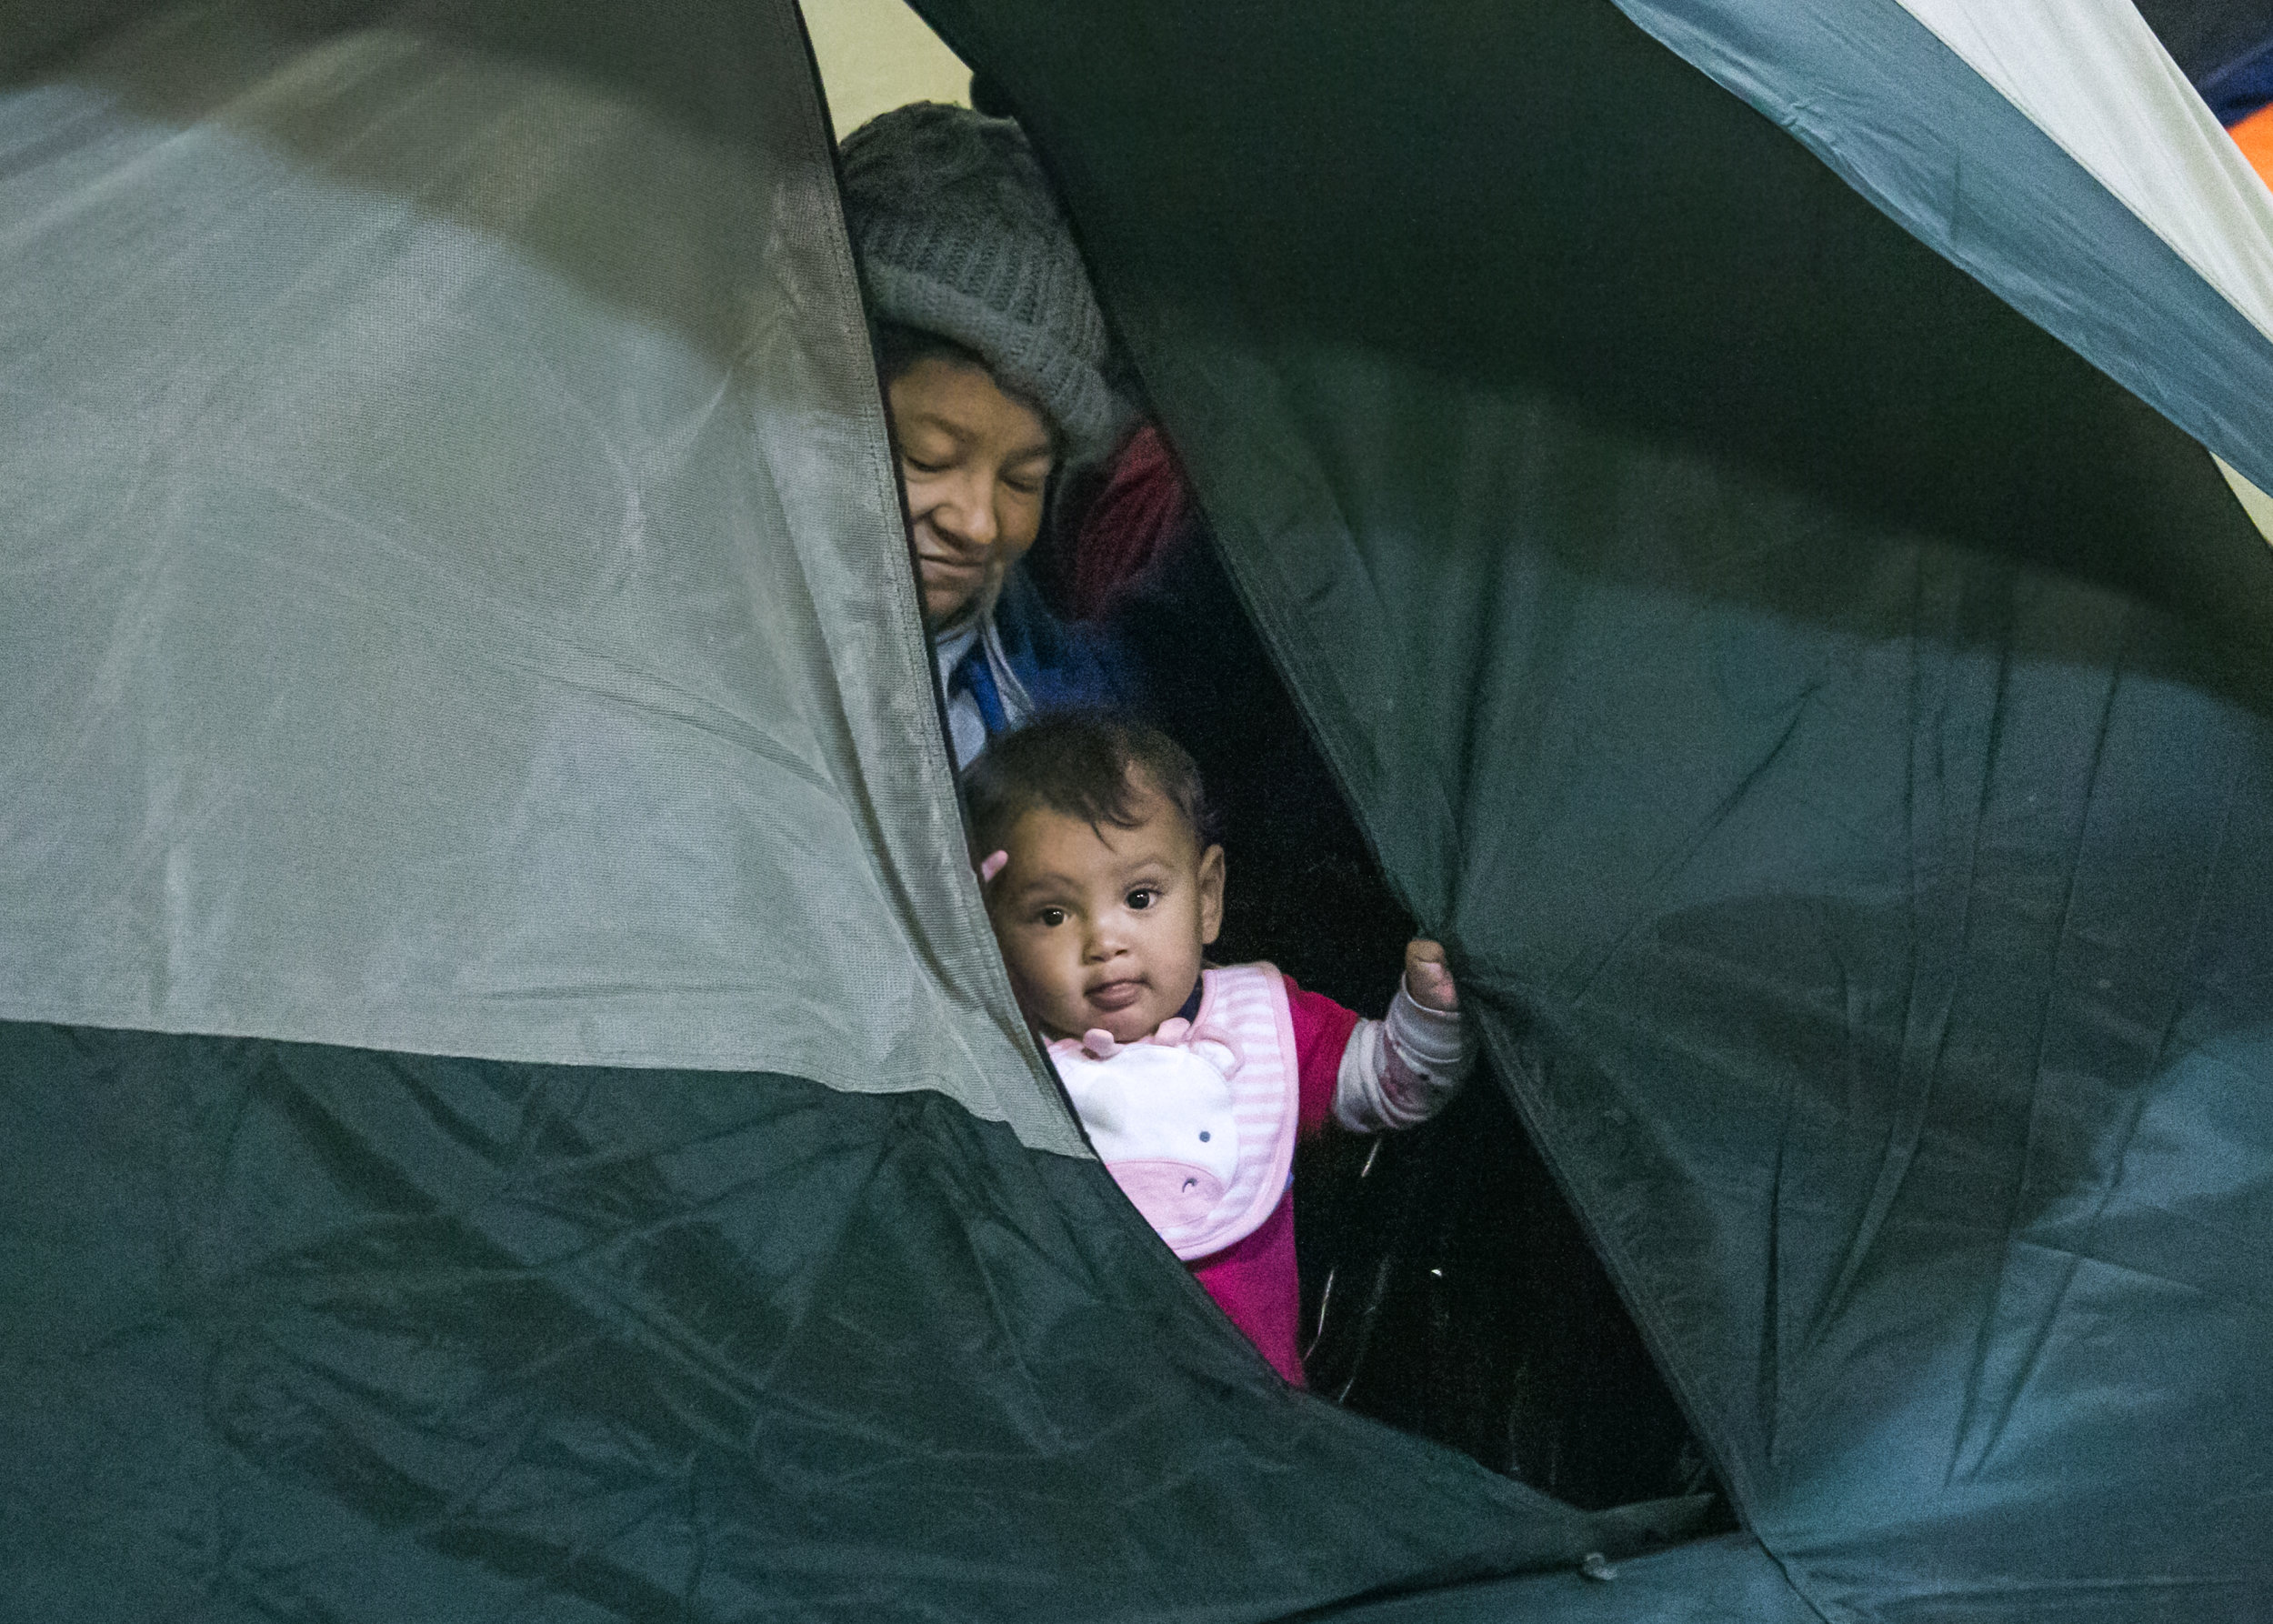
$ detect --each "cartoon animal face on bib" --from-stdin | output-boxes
[1046,966,1300,1262]
[1051,1037,1239,1234]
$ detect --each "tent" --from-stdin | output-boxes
[2137,0,2273,190]
[3,0,2268,1618]
[2140,0,2273,126]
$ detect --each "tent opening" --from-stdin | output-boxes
[817,14,1740,1509]
[1022,428,1731,1519]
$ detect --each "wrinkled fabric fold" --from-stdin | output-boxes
[0,0,1071,1150]
[914,0,2273,1614]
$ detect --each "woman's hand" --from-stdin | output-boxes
[1403,939,1459,1012]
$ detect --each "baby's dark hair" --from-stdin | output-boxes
[961,711,1217,857]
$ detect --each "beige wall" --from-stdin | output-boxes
[803,0,971,138]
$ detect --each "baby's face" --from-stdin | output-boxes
[986,777,1224,1045]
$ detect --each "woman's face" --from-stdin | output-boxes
[887,355,1056,628]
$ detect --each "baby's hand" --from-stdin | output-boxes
[1403,939,1458,1012]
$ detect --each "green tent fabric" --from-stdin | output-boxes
[917,0,2273,1617]
[10,1028,1725,1619]
[0,3,1712,1618]
[5,0,2273,1619]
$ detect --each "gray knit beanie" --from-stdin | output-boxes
[839,102,1116,465]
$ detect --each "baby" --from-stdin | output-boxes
[962,713,1473,1384]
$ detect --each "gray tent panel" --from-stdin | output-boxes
[0,0,1076,1153]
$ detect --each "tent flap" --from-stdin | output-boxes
[914,0,2273,1616]
[2,4,1762,1617]
[1612,0,2273,507]
[0,0,1075,1152]
[1,1018,1685,1619]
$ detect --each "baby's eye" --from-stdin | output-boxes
[1036,906,1066,927]
[1126,887,1157,911]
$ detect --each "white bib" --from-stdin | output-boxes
[1048,964,1299,1260]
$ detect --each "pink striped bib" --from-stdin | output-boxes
[1048,963,1298,1260]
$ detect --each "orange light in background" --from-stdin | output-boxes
[2234,103,2273,188]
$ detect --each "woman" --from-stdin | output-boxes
[838,102,1127,766]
